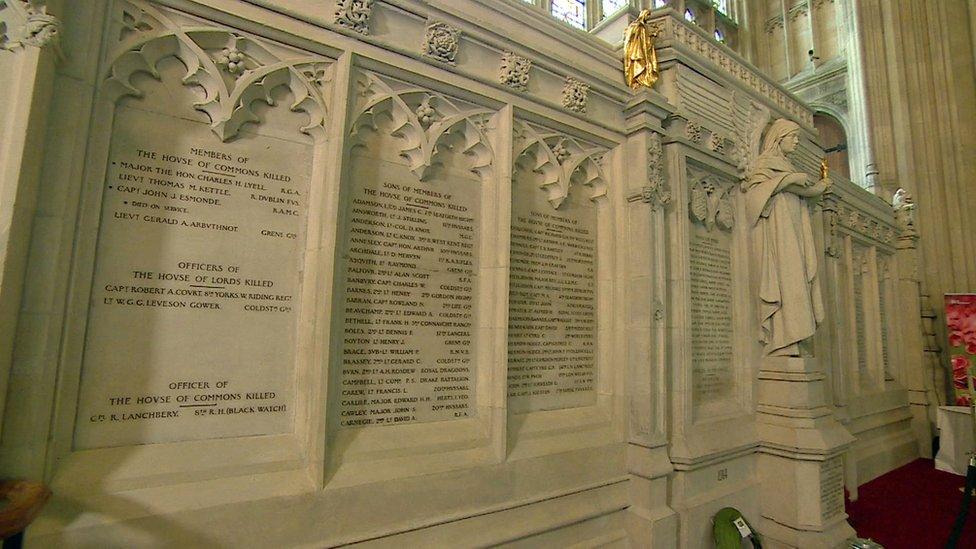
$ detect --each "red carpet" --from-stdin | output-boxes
[845,459,976,548]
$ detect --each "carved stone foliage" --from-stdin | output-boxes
[513,120,608,209]
[351,70,494,181]
[422,20,460,65]
[649,14,812,127]
[104,0,331,142]
[0,0,61,50]
[642,132,671,210]
[334,0,373,35]
[688,168,734,232]
[562,77,589,114]
[498,51,531,92]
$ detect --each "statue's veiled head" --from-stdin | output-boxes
[761,119,801,156]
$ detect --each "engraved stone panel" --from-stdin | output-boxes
[508,180,597,413]
[853,250,868,385]
[74,61,311,449]
[687,172,735,406]
[820,456,845,520]
[335,148,480,428]
[690,229,734,402]
[878,257,891,378]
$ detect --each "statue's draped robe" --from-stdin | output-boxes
[745,153,824,355]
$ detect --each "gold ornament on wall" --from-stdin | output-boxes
[624,10,659,90]
[820,158,830,183]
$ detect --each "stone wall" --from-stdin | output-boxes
[0,2,928,547]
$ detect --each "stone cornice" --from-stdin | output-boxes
[648,11,814,129]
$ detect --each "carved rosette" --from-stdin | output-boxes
[498,51,531,92]
[689,174,735,232]
[561,77,589,114]
[351,71,494,181]
[422,20,460,65]
[104,1,332,142]
[0,0,61,51]
[513,120,608,209]
[333,0,373,35]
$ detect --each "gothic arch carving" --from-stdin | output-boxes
[350,71,494,181]
[512,120,608,209]
[103,0,332,141]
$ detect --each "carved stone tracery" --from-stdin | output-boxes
[513,120,608,209]
[351,71,494,181]
[105,1,331,142]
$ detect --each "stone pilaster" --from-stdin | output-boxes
[622,89,678,549]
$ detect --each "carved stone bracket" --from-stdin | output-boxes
[498,51,531,92]
[334,0,373,35]
[351,71,494,181]
[422,20,460,65]
[513,120,607,208]
[0,0,61,51]
[103,1,332,142]
[561,77,589,114]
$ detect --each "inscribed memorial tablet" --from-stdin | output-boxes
[75,97,309,449]
[508,183,597,413]
[336,152,480,427]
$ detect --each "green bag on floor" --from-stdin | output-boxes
[713,507,760,549]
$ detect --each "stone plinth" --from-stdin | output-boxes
[757,356,855,548]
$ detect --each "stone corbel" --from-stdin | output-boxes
[0,0,61,52]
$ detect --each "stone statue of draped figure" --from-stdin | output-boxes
[744,119,828,356]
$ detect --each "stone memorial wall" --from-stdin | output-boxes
[0,3,926,548]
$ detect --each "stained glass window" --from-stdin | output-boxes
[684,8,695,22]
[714,0,729,14]
[603,0,627,16]
[552,0,587,29]
[714,29,725,43]
[653,0,669,8]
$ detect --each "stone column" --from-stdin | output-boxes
[0,1,61,437]
[893,195,935,457]
[621,90,678,548]
[856,0,976,378]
